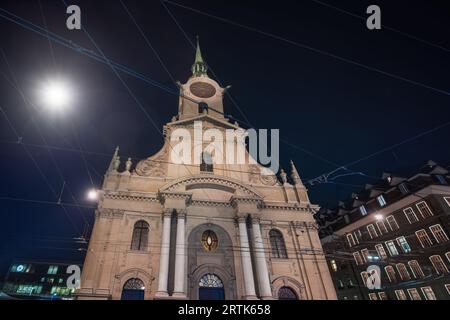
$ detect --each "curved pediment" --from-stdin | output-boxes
[160,174,263,199]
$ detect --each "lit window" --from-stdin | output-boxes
[338,280,344,289]
[361,249,370,263]
[353,230,361,244]
[396,263,411,281]
[385,240,399,256]
[359,205,368,216]
[47,266,58,275]
[378,292,388,300]
[396,236,411,253]
[361,272,369,287]
[376,220,388,235]
[429,255,449,274]
[395,289,407,300]
[421,287,436,300]
[385,266,397,283]
[12,264,28,273]
[444,197,450,208]
[377,195,387,207]
[386,216,399,231]
[375,244,388,260]
[415,229,433,248]
[367,224,378,239]
[330,260,338,272]
[368,293,378,300]
[398,183,409,195]
[353,252,364,266]
[346,233,356,247]
[202,230,219,252]
[403,207,419,223]
[429,224,449,243]
[435,175,448,185]
[408,260,425,278]
[407,288,422,300]
[416,201,433,218]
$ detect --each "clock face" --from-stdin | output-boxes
[190,82,216,98]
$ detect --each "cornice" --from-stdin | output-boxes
[103,191,159,203]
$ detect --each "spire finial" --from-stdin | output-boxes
[280,168,288,184]
[290,160,303,185]
[192,36,208,77]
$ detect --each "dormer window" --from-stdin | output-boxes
[377,195,387,207]
[359,205,368,216]
[398,183,409,195]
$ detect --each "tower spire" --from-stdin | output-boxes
[108,146,120,172]
[290,160,303,185]
[191,36,208,77]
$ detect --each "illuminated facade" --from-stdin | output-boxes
[76,42,336,300]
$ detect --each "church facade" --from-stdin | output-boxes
[76,42,336,300]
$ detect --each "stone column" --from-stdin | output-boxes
[155,209,172,297]
[252,217,273,299]
[237,217,257,299]
[173,210,186,298]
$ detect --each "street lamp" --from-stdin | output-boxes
[374,214,383,220]
[87,189,99,201]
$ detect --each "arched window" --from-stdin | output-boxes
[131,220,149,251]
[269,229,288,259]
[278,286,297,300]
[199,274,224,288]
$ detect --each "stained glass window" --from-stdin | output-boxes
[278,286,297,300]
[199,274,223,288]
[201,230,218,251]
[123,278,145,290]
[131,221,149,251]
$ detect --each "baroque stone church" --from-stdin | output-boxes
[76,41,336,300]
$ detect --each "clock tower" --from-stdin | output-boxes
[177,38,226,120]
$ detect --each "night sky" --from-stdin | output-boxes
[0,0,449,280]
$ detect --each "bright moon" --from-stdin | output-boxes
[40,80,73,110]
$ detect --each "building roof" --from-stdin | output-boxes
[314,160,449,237]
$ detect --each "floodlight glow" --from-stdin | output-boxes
[374,214,383,220]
